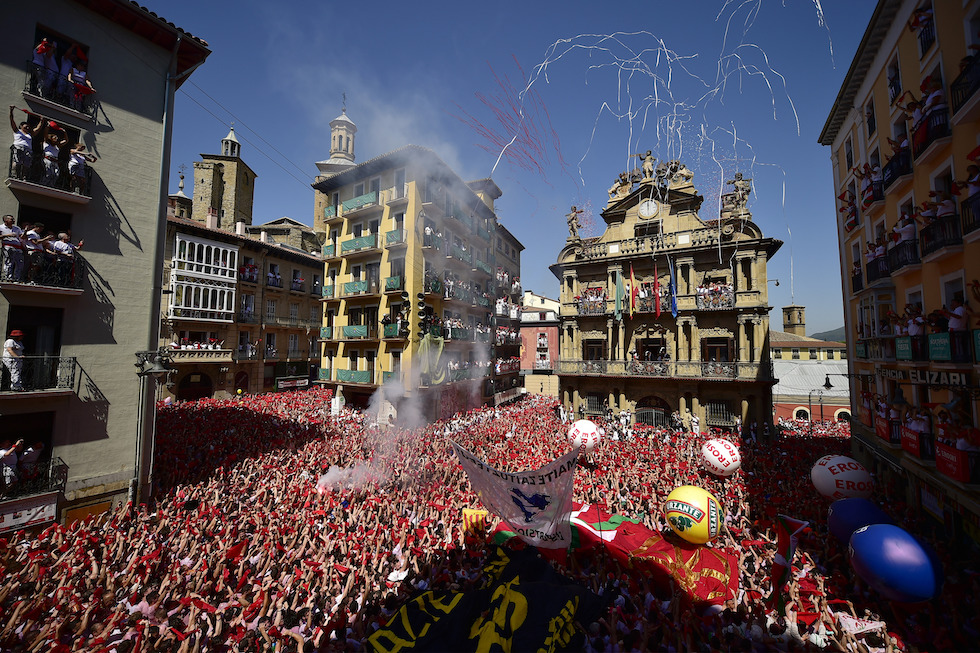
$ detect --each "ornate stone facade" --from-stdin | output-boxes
[551,157,781,431]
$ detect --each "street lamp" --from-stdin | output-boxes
[808,374,834,436]
[132,348,173,504]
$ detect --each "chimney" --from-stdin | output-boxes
[260,230,268,243]
[235,221,246,236]
[205,208,219,230]
[781,305,806,337]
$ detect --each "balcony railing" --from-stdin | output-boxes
[556,359,770,381]
[918,20,935,58]
[233,348,260,361]
[385,229,406,246]
[318,368,332,381]
[7,146,93,199]
[23,61,98,119]
[851,271,863,293]
[533,360,553,370]
[266,277,283,289]
[475,295,491,308]
[0,456,68,501]
[865,256,890,283]
[874,415,902,446]
[887,239,920,272]
[341,191,378,213]
[337,369,372,384]
[695,290,735,311]
[341,325,377,340]
[423,234,443,250]
[384,275,403,292]
[952,54,980,116]
[961,192,980,236]
[895,335,928,361]
[383,323,407,338]
[0,248,87,290]
[168,349,234,364]
[935,441,980,484]
[919,215,962,257]
[928,331,971,363]
[343,280,370,296]
[882,150,911,190]
[324,205,337,220]
[238,269,260,283]
[450,245,472,265]
[319,326,333,339]
[322,285,335,298]
[475,259,492,275]
[0,355,76,393]
[900,425,935,461]
[322,244,336,258]
[340,233,379,253]
[168,307,234,322]
[912,109,950,160]
[290,280,305,293]
[311,283,322,296]
[445,327,472,341]
[577,300,607,315]
[286,349,307,359]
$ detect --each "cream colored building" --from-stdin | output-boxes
[820,0,980,543]
[552,161,781,430]
[0,0,209,522]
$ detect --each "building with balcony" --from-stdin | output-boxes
[161,134,323,401]
[551,160,781,430]
[312,110,523,416]
[820,0,980,546]
[0,0,209,523]
[520,295,559,397]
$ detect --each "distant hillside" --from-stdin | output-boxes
[810,326,846,342]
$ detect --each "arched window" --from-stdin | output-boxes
[794,408,809,420]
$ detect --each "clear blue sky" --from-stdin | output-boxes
[150,0,875,335]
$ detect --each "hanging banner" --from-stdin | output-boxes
[452,442,577,549]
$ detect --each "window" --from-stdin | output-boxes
[331,192,340,211]
[354,182,365,197]
[773,349,783,360]
[289,303,299,319]
[865,99,876,137]
[288,334,299,354]
[351,265,361,281]
[887,57,901,103]
[266,299,276,319]
[394,168,406,198]
[844,138,853,171]
[809,348,817,360]
[265,333,276,349]
[369,177,381,196]
[791,348,800,360]
[701,337,733,362]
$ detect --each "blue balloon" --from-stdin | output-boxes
[828,498,893,542]
[848,524,943,602]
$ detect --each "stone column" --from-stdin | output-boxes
[609,389,617,411]
[676,319,688,361]
[752,317,764,363]
[690,318,700,362]
[677,257,695,295]
[572,323,581,359]
[692,396,701,430]
[737,317,748,361]
[572,388,580,414]
[618,321,625,360]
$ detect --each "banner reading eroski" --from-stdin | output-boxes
[451,442,577,549]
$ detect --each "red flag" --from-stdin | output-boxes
[653,262,661,318]
[225,540,247,562]
[629,264,638,318]
[766,515,809,611]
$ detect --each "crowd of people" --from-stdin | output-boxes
[30,38,97,112]
[0,389,976,651]
[9,105,96,196]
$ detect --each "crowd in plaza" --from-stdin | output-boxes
[0,389,975,651]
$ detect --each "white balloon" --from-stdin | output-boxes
[568,419,602,453]
[701,438,741,477]
[811,455,874,500]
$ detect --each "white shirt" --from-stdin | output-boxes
[1,224,23,247]
[3,338,23,360]
[948,305,967,331]
[50,240,77,256]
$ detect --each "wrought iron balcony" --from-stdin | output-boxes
[23,61,98,119]
[6,146,93,202]
[167,307,234,322]
[882,150,911,190]
[337,369,372,384]
[696,290,735,310]
[449,245,472,265]
[952,54,980,116]
[533,360,553,370]
[851,271,863,294]
[317,367,332,381]
[239,269,259,283]
[475,259,492,275]
[385,229,406,246]
[0,248,86,292]
[445,327,472,341]
[918,20,935,58]
[319,326,333,339]
[422,234,443,250]
[341,233,379,253]
[919,215,962,257]
[383,323,408,338]
[322,285,335,299]
[168,348,233,364]
[0,456,68,501]
[341,191,379,214]
[341,324,377,339]
[865,256,890,283]
[342,280,370,296]
[233,348,259,361]
[266,277,283,289]
[577,300,607,315]
[912,109,950,160]
[321,244,336,258]
[887,239,920,272]
[962,192,980,236]
[289,280,305,293]
[0,355,76,393]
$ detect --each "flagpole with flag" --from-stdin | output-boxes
[654,260,661,318]
[668,255,678,318]
[615,270,625,322]
[629,264,637,318]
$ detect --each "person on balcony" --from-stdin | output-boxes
[3,329,25,391]
[68,143,97,194]
[922,78,946,121]
[41,124,69,187]
[31,38,58,98]
[9,106,45,180]
[1,214,27,282]
[50,232,83,286]
[0,439,23,494]
[68,60,97,112]
[23,222,52,284]
[955,164,980,198]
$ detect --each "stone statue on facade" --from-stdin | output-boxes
[566,205,584,239]
[669,162,695,189]
[607,171,631,199]
[726,172,752,212]
[632,150,656,181]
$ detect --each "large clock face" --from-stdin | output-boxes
[639,199,659,219]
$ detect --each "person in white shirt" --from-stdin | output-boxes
[9,106,45,180]
[68,143,97,194]
[22,222,51,284]
[3,329,25,391]
[1,214,25,282]
[0,439,23,491]
[51,232,83,285]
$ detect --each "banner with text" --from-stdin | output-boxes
[452,442,577,549]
